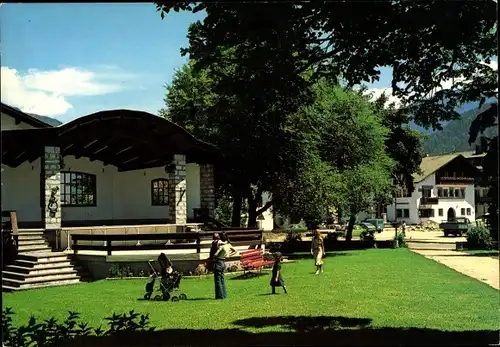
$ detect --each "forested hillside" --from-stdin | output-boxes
[422,103,498,155]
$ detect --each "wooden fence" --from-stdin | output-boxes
[71,228,263,256]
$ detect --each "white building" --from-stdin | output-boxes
[386,153,479,225]
[1,103,220,230]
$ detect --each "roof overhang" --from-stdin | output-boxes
[1,103,53,128]
[1,109,222,171]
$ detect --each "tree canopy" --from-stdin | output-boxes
[156,1,497,130]
[157,1,497,231]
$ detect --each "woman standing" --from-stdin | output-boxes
[213,233,237,300]
[311,229,325,275]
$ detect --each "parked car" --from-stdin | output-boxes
[363,218,384,233]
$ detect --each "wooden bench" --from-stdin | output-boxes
[240,249,274,273]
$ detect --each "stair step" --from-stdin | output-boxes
[16,252,69,263]
[3,273,81,287]
[4,264,83,276]
[16,231,45,237]
[18,244,52,252]
[2,278,82,291]
[18,239,47,246]
[14,259,74,269]
[3,269,79,281]
[17,234,46,241]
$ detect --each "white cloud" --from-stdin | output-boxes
[0,66,140,117]
[363,60,498,108]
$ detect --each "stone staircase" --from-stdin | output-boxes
[2,229,90,292]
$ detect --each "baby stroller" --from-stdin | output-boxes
[144,253,187,302]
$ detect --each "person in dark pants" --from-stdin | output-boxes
[212,233,237,300]
[270,252,287,294]
[207,233,220,272]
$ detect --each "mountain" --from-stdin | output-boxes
[422,102,498,155]
[27,113,63,127]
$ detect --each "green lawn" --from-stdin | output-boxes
[3,249,499,346]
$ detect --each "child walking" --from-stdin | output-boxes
[270,252,288,294]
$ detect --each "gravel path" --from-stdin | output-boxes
[410,249,499,290]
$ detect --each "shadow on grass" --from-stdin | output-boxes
[66,315,499,347]
[284,252,351,261]
[230,272,268,280]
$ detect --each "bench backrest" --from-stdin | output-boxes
[240,249,264,263]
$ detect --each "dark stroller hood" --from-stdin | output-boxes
[158,253,172,276]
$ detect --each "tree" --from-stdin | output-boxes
[469,103,498,239]
[156,1,497,130]
[308,82,395,241]
[161,58,310,228]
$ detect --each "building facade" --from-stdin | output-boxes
[1,104,220,229]
[386,154,479,225]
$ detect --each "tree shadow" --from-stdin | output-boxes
[66,315,499,347]
[284,252,351,261]
[230,272,269,280]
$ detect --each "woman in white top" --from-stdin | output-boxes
[213,233,237,299]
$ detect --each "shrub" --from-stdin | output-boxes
[359,230,375,241]
[266,241,282,253]
[284,230,303,244]
[466,226,493,250]
[394,232,407,248]
[326,232,340,242]
[2,308,156,347]
[108,264,135,278]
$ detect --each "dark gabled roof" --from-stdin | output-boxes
[1,109,222,171]
[1,102,62,128]
[414,153,480,183]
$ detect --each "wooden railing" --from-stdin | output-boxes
[71,229,262,256]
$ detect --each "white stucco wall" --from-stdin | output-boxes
[386,174,475,225]
[2,155,202,225]
[1,112,37,130]
[258,192,274,231]
[1,160,42,224]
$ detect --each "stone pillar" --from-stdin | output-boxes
[43,146,61,230]
[168,154,187,225]
[200,164,215,218]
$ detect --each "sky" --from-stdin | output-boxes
[0,3,497,124]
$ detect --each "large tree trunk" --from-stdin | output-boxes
[231,193,243,227]
[247,197,258,228]
[345,215,356,242]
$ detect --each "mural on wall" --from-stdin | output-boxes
[47,186,59,217]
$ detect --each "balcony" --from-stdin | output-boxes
[476,196,493,204]
[439,176,475,182]
[420,197,439,205]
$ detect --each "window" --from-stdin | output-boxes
[438,208,443,217]
[419,209,435,218]
[437,188,443,197]
[60,172,96,206]
[396,208,409,219]
[422,188,432,198]
[454,189,460,198]
[460,188,466,199]
[461,208,466,216]
[443,189,449,197]
[449,189,454,198]
[466,208,471,216]
[151,178,169,205]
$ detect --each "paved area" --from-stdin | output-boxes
[263,229,466,243]
[410,248,499,290]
